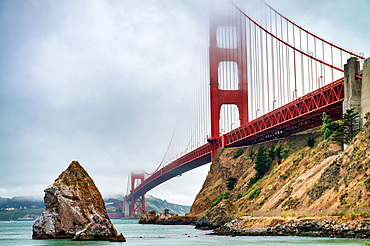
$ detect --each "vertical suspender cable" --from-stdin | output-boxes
[265,4,270,112]
[307,33,310,92]
[293,24,297,99]
[286,20,291,102]
[270,8,275,108]
[322,41,325,85]
[280,15,285,105]
[300,28,304,96]
[260,19,264,115]
[276,13,282,106]
[331,46,334,82]
[249,20,253,119]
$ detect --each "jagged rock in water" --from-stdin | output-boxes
[139,210,198,225]
[195,200,238,229]
[32,161,125,242]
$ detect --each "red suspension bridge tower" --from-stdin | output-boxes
[127,173,145,216]
[209,7,249,159]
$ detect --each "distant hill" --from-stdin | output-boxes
[0,196,44,221]
[0,196,44,210]
[0,194,191,220]
[145,195,190,215]
[104,195,191,216]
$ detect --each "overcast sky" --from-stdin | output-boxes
[1,0,369,206]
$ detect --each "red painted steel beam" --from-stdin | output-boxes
[127,144,212,200]
[224,78,344,147]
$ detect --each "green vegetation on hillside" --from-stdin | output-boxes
[105,196,190,216]
[190,108,370,218]
[233,149,245,159]
[246,144,278,190]
[145,195,190,215]
[0,208,43,221]
[226,177,238,191]
[0,196,44,221]
[332,108,360,146]
[210,192,230,209]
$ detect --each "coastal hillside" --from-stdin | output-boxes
[189,121,370,217]
[0,196,44,221]
[105,195,191,216]
[145,195,191,216]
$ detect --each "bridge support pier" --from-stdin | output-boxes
[361,58,370,123]
[343,57,370,126]
[343,57,362,116]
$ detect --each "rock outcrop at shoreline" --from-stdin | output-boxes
[139,210,197,225]
[32,161,125,242]
[185,121,370,238]
[195,200,238,229]
[214,217,370,238]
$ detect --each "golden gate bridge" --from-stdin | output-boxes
[125,0,366,216]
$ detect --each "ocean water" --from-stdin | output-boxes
[0,219,368,246]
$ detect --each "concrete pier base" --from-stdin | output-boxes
[343,57,362,123]
[361,58,370,123]
[343,57,370,127]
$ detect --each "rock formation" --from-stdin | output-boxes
[32,161,125,242]
[189,124,370,217]
[195,200,238,229]
[187,121,370,238]
[139,210,197,225]
[214,217,370,238]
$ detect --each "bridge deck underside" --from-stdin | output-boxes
[128,79,344,201]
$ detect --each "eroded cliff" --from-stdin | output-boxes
[190,123,370,219]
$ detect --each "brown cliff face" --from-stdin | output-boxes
[32,161,125,242]
[189,123,370,218]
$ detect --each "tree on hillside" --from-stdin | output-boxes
[322,112,333,140]
[342,108,360,144]
[332,123,344,146]
[332,108,360,146]
[226,177,238,191]
[254,145,269,177]
[307,137,315,147]
[268,144,276,162]
[247,145,276,189]
[274,144,283,160]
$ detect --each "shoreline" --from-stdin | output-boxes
[139,210,370,239]
[211,216,370,239]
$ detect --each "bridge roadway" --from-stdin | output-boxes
[127,78,344,201]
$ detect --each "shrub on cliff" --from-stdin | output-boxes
[248,187,261,200]
[268,144,276,161]
[210,192,230,209]
[233,149,245,159]
[307,137,315,147]
[275,144,283,160]
[322,112,333,140]
[226,177,238,191]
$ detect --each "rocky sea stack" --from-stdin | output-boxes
[32,161,125,242]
